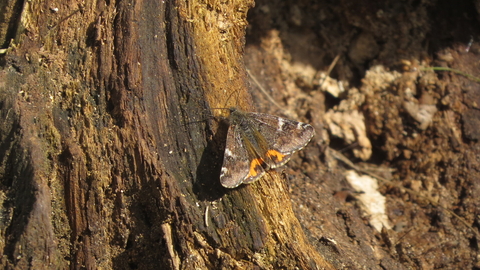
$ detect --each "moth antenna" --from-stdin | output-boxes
[221,86,241,109]
[209,83,242,117]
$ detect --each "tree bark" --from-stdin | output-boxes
[0,0,332,269]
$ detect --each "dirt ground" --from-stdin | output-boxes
[244,0,480,268]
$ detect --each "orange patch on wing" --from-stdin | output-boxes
[266,150,286,162]
[248,158,265,178]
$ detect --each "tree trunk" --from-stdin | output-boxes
[0,0,332,269]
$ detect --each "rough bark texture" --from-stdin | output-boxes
[2,0,480,269]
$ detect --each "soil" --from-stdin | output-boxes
[244,0,480,268]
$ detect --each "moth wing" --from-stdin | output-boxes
[220,124,266,188]
[249,112,315,155]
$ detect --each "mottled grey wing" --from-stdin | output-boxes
[220,124,266,188]
[249,112,315,154]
